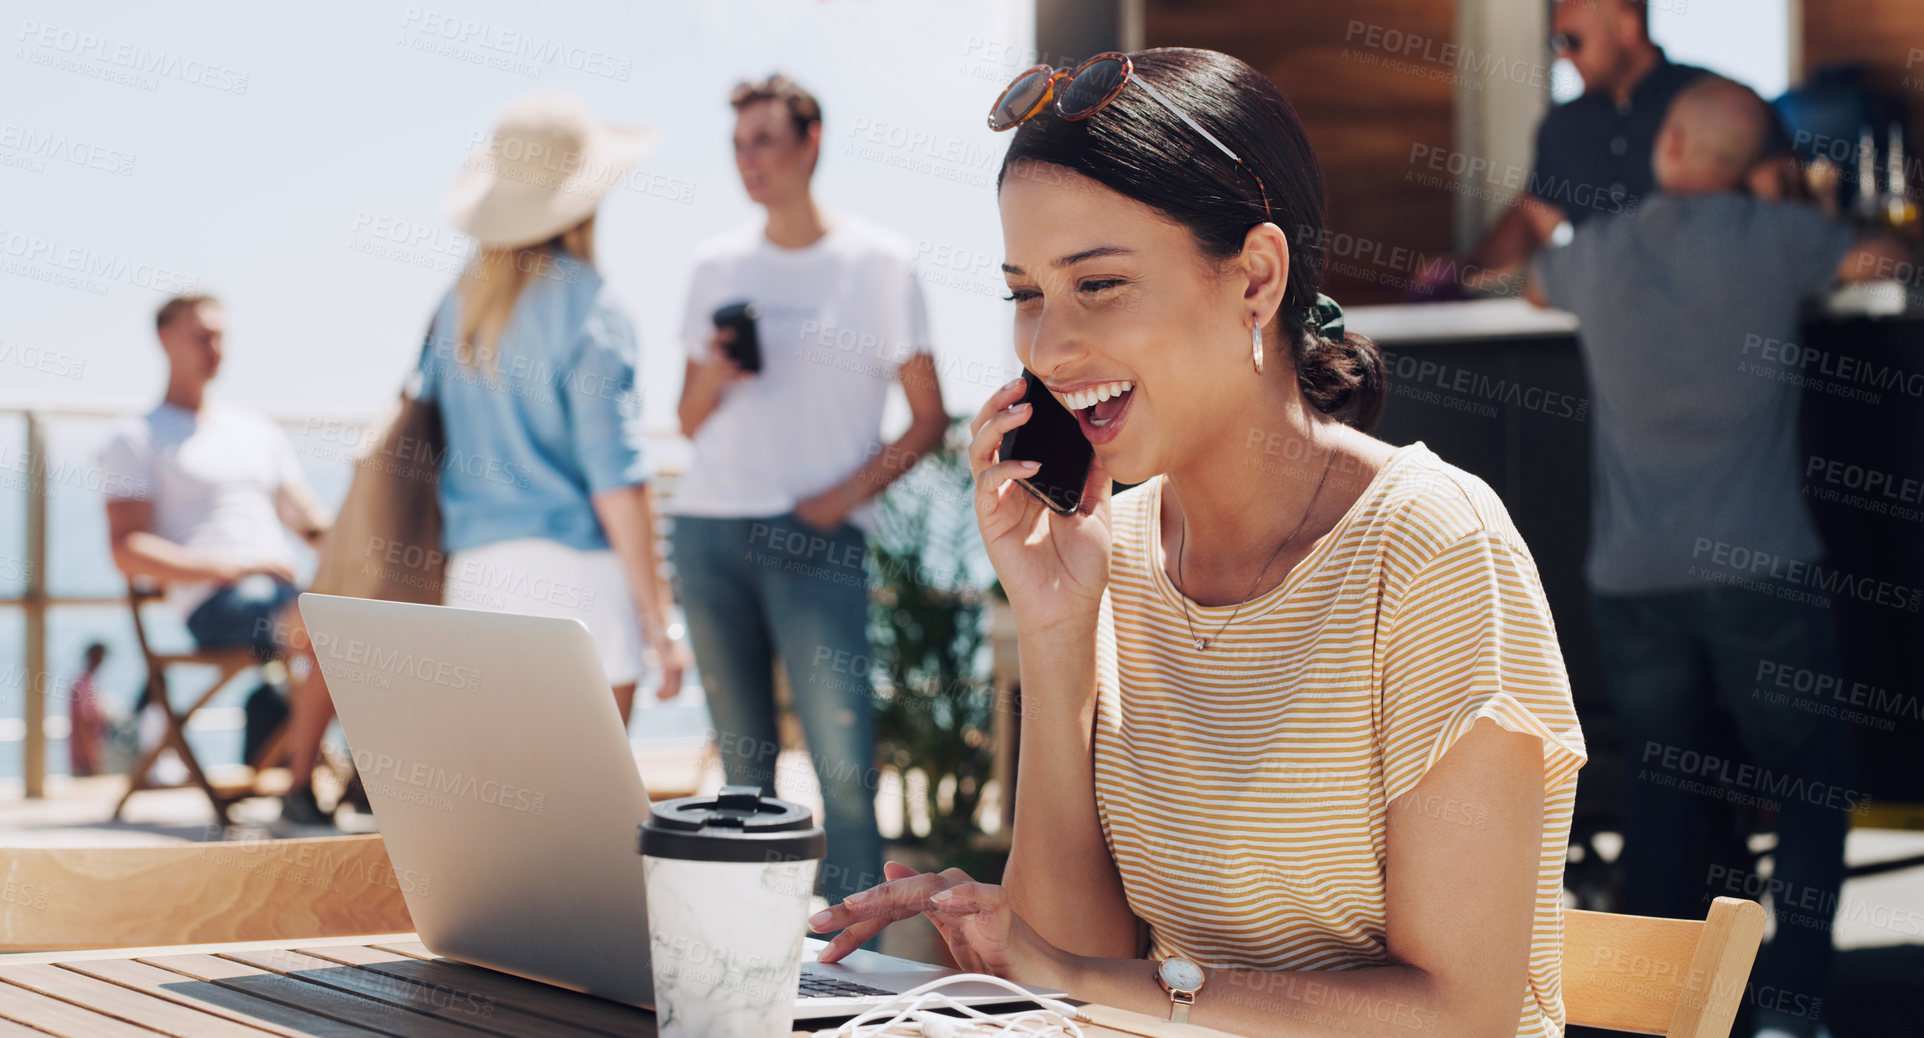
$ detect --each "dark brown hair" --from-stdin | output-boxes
[730,73,823,141]
[155,294,217,332]
[997,48,1384,430]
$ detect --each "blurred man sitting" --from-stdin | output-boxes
[102,294,340,832]
[1530,77,1902,1038]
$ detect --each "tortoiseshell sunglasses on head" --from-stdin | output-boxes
[986,51,1272,222]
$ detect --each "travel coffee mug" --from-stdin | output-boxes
[639,786,826,1038]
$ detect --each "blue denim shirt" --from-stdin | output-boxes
[418,251,649,555]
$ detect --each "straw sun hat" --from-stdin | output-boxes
[446,90,660,248]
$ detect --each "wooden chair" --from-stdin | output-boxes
[0,835,413,952]
[114,585,290,824]
[1562,896,1767,1037]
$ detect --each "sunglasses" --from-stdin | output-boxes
[987,51,1271,222]
[1549,32,1581,55]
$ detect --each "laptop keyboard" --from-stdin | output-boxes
[798,972,896,1000]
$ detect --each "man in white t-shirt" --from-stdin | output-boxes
[101,294,339,831]
[673,75,948,913]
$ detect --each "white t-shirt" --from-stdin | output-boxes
[672,216,932,528]
[99,402,303,616]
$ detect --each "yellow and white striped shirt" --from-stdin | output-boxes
[1093,443,1587,1037]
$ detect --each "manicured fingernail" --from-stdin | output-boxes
[808,910,832,929]
[929,890,953,905]
[1005,377,1026,390]
[1012,402,1031,412]
[1019,460,1041,471]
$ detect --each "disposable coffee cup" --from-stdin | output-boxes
[639,785,826,1038]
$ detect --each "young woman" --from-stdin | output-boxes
[810,49,1586,1037]
[426,91,688,720]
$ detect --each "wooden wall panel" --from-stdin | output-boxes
[1145,0,1458,304]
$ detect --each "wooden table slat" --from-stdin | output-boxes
[0,978,172,1036]
[353,943,659,1034]
[225,948,608,1038]
[12,937,1224,1038]
[138,953,498,1038]
[0,963,268,1038]
[57,957,394,1038]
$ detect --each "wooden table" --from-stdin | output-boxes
[0,934,1229,1037]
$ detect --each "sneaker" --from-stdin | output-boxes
[273,785,337,835]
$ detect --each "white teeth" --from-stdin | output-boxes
[1065,381,1133,412]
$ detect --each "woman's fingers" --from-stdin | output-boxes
[968,402,1033,481]
[924,883,1009,976]
[809,867,976,963]
[973,458,1040,521]
[815,916,893,963]
[968,376,1030,440]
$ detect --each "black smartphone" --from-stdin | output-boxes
[999,369,1094,515]
[711,301,762,373]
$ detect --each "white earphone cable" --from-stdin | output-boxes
[811,973,1088,1038]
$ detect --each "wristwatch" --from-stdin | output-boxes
[1155,954,1206,1023]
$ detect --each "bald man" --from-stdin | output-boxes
[1423,0,1796,297]
[1530,76,1902,1038]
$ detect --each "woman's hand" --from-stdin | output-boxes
[646,625,691,701]
[969,378,1112,631]
[809,862,1076,990]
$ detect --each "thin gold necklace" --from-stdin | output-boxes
[1175,442,1336,651]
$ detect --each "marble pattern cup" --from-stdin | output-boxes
[640,786,827,1038]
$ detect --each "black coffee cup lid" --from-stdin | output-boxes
[638,786,827,863]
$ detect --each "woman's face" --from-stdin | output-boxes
[998,161,1261,485]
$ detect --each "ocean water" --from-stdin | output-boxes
[0,410,711,782]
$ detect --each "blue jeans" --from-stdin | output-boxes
[186,575,301,656]
[671,512,884,911]
[1592,587,1852,1036]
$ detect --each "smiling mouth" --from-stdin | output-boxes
[1062,380,1134,427]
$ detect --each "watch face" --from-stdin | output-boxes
[1160,956,1205,992]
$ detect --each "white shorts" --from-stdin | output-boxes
[443,538,643,687]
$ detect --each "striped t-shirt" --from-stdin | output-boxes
[1092,443,1587,1037]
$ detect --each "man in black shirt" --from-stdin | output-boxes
[1426,0,1794,295]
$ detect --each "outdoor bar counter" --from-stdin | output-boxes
[1348,298,1924,819]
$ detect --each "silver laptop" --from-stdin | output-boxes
[299,593,1065,1020]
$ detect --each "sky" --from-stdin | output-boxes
[0,0,1033,438]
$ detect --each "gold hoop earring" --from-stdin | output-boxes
[1251,320,1265,375]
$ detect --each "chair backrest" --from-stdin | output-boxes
[1562,896,1766,1037]
[0,835,414,952]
